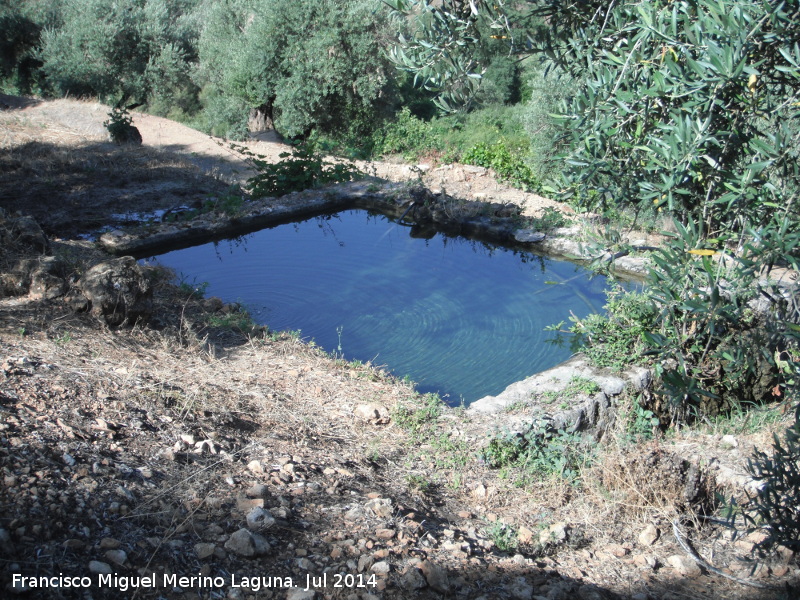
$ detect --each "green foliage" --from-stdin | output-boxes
[482,421,590,482]
[0,1,46,93]
[483,521,519,553]
[195,0,396,139]
[372,107,444,159]
[103,107,137,143]
[559,287,658,372]
[462,140,540,191]
[207,308,258,333]
[742,402,800,551]
[39,0,199,106]
[391,393,443,434]
[528,207,568,232]
[243,142,361,199]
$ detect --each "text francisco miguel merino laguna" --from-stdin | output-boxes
[11,571,377,592]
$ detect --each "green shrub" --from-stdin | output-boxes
[103,107,140,144]
[462,140,539,191]
[244,142,361,199]
[743,401,800,551]
[482,421,590,482]
[557,287,658,372]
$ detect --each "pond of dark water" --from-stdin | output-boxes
[147,210,616,405]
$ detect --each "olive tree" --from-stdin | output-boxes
[38,0,200,110]
[194,0,398,139]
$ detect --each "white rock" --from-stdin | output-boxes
[224,529,270,557]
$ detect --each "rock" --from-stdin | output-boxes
[5,215,50,254]
[667,554,702,577]
[0,528,14,555]
[514,230,546,243]
[638,524,659,546]
[508,576,534,599]
[400,567,427,590]
[75,257,153,326]
[420,560,450,594]
[577,584,605,600]
[247,460,264,474]
[89,561,114,575]
[246,507,276,532]
[539,522,569,545]
[354,404,390,424]
[375,528,395,540]
[371,561,390,575]
[2,256,67,299]
[105,549,127,566]
[195,543,216,559]
[286,589,316,600]
[721,434,738,448]
[224,529,270,557]
[365,498,393,518]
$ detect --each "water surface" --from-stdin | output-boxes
[149,210,613,404]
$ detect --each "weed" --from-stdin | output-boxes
[176,275,208,300]
[482,420,591,482]
[242,141,361,199]
[484,521,519,553]
[54,332,72,345]
[17,327,26,337]
[406,474,431,494]
[391,393,443,434]
[462,140,540,191]
[103,107,140,144]
[207,309,258,333]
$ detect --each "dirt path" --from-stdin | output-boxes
[1,95,565,220]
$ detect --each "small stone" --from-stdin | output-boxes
[246,507,276,532]
[246,484,268,498]
[224,529,270,557]
[195,543,216,559]
[638,524,659,546]
[539,522,569,545]
[99,537,121,550]
[371,561,390,575]
[375,528,395,540]
[508,576,534,599]
[667,554,702,577]
[420,560,449,594]
[105,549,127,566]
[296,558,314,570]
[517,526,534,544]
[247,460,264,474]
[286,589,316,600]
[721,434,738,448]
[89,561,113,575]
[400,567,427,590]
[607,543,629,558]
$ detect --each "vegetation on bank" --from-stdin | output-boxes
[2,0,798,552]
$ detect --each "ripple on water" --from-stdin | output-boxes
[147,211,615,405]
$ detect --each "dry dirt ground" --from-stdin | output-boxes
[1,96,798,600]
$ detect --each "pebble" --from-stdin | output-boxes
[195,543,216,559]
[666,554,702,577]
[420,560,450,594]
[638,524,659,546]
[246,507,276,532]
[224,529,270,557]
[286,588,316,600]
[89,560,113,575]
[104,549,127,566]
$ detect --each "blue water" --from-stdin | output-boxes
[148,210,614,405]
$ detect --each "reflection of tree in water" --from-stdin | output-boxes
[212,234,252,261]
